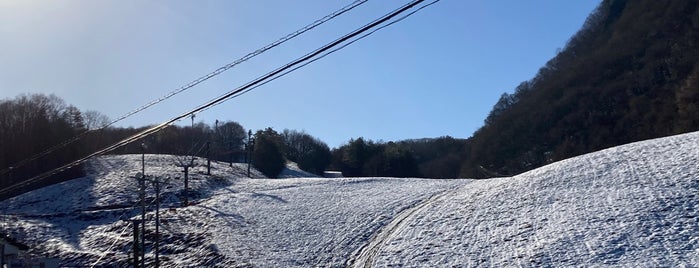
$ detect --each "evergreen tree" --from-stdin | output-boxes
[252,128,285,178]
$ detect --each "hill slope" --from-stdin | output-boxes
[1,131,698,266]
[462,0,699,178]
[0,155,467,267]
[360,131,698,267]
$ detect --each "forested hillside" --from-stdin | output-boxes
[4,0,698,191]
[0,94,338,198]
[461,0,699,178]
[0,94,254,199]
[0,94,101,197]
[0,91,469,200]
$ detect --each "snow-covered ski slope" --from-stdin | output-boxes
[360,132,699,267]
[0,155,468,267]
[1,131,697,267]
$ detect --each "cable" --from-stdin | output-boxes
[88,172,168,267]
[105,0,368,129]
[200,0,441,114]
[0,0,368,177]
[0,0,437,197]
[90,223,130,268]
[195,0,433,114]
[0,0,432,196]
[44,5,437,254]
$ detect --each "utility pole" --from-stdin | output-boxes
[175,158,194,207]
[247,130,253,177]
[206,141,211,175]
[183,166,189,206]
[229,129,233,167]
[139,144,146,268]
[153,176,161,268]
[191,113,196,162]
[187,113,195,206]
[132,219,140,268]
[1,236,6,268]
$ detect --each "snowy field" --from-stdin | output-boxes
[0,155,468,267]
[1,131,698,267]
[361,132,699,267]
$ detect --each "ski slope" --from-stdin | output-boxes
[1,131,698,267]
[0,155,468,267]
[357,132,699,267]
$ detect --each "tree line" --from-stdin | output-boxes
[252,0,699,180]
[240,129,468,179]
[0,94,89,197]
[7,0,696,196]
[0,93,471,199]
[0,94,253,198]
[329,136,468,179]
[460,0,699,178]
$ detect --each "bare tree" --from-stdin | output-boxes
[83,110,111,130]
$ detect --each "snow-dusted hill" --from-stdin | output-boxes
[0,155,468,267]
[1,131,697,267]
[358,132,699,267]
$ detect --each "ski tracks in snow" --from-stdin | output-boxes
[348,185,465,268]
[352,132,699,267]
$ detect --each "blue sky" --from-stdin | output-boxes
[0,0,600,148]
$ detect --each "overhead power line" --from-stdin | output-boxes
[0,0,368,177]
[89,177,167,268]
[0,0,439,197]
[199,0,441,113]
[106,0,368,128]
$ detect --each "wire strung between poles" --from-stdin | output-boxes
[0,0,368,177]
[0,0,437,198]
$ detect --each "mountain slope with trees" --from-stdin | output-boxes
[330,136,468,178]
[461,0,699,178]
[0,94,333,198]
[6,0,699,190]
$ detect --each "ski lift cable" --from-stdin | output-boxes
[199,0,441,114]
[90,223,130,267]
[89,179,168,268]
[0,0,437,198]
[0,0,368,177]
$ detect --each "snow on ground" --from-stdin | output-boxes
[202,177,466,267]
[278,162,319,178]
[0,154,468,267]
[1,131,697,267]
[357,132,699,267]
